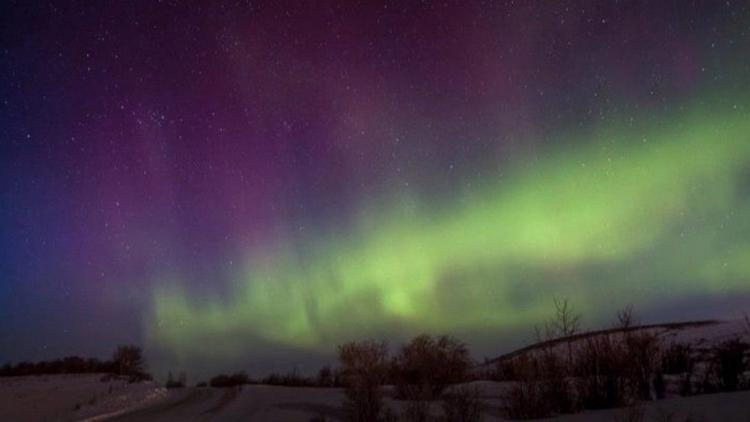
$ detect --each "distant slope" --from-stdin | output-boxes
[482,319,729,367]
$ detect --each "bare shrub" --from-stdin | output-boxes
[660,342,695,396]
[392,334,472,400]
[441,385,482,422]
[541,349,577,413]
[493,357,526,381]
[403,399,431,422]
[317,365,335,387]
[574,327,661,409]
[574,334,630,409]
[502,350,573,419]
[679,369,694,397]
[338,340,390,422]
[713,338,749,391]
[623,331,660,400]
[661,342,693,375]
[653,370,666,400]
[504,378,552,419]
[503,300,585,418]
[613,307,660,400]
[696,358,719,395]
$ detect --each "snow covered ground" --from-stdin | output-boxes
[2,375,750,421]
[0,374,165,421]
[544,390,750,421]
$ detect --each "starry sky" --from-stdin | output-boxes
[1,1,750,376]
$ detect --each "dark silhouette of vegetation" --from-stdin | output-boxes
[574,325,660,409]
[654,370,666,400]
[441,385,482,422]
[536,297,583,375]
[0,345,150,381]
[262,368,316,387]
[574,333,631,410]
[165,371,187,388]
[616,305,637,330]
[112,345,149,380]
[503,299,585,418]
[338,340,390,422]
[623,330,661,401]
[210,371,252,387]
[503,362,553,420]
[657,341,695,397]
[316,365,339,387]
[494,314,743,414]
[392,334,472,400]
[503,348,576,419]
[548,297,581,339]
[661,342,694,375]
[336,335,478,421]
[540,348,576,413]
[503,305,667,419]
[205,365,343,388]
[0,357,113,377]
[402,398,431,422]
[713,338,749,392]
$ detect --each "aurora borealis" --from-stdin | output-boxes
[2,1,750,374]
[149,99,750,369]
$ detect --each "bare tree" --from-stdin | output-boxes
[112,345,146,378]
[545,298,582,369]
[616,305,637,330]
[534,298,582,343]
[549,297,581,339]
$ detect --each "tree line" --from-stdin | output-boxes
[1,345,150,381]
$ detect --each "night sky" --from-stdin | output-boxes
[2,1,750,376]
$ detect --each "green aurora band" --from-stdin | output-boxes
[147,100,750,360]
